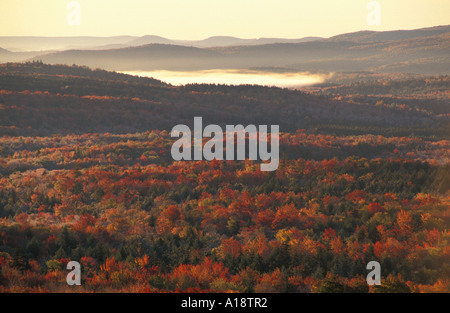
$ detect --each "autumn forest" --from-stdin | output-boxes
[0,62,449,293]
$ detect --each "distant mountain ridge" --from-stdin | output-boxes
[2,25,449,53]
[329,25,450,42]
[1,25,449,75]
[0,36,135,52]
[0,35,323,52]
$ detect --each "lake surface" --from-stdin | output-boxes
[120,69,329,88]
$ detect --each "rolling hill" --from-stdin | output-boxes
[0,35,322,53]
[22,26,450,74]
[0,62,447,138]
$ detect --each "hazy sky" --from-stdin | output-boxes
[1,0,449,39]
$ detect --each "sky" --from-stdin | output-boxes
[1,0,449,39]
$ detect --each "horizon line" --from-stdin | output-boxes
[0,24,448,41]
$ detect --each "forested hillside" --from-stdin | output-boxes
[0,63,448,293]
[1,63,448,139]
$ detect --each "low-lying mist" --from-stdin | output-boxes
[120,69,331,88]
